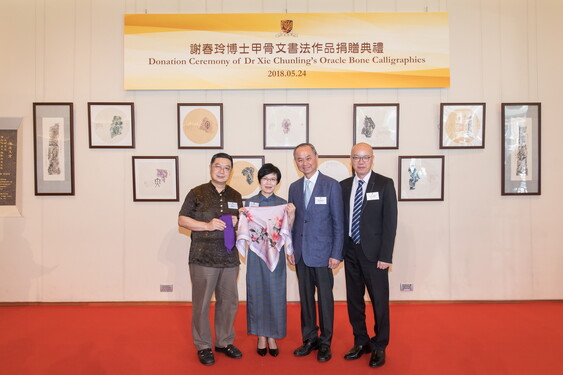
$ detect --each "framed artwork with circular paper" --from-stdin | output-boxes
[439,103,485,149]
[88,102,135,148]
[263,103,309,149]
[228,156,265,200]
[177,103,223,149]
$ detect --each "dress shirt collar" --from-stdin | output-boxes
[354,170,372,185]
[304,170,320,190]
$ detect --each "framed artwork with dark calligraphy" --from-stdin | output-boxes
[501,103,541,195]
[88,102,135,148]
[228,156,265,200]
[440,103,485,149]
[33,103,75,196]
[177,103,223,149]
[0,122,18,208]
[354,104,399,149]
[264,104,309,149]
[398,156,445,201]
[132,156,179,202]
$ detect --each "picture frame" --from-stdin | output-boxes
[398,156,445,201]
[318,155,353,181]
[177,103,223,149]
[132,156,179,202]
[33,102,75,196]
[353,104,399,149]
[228,156,265,200]
[88,102,135,148]
[440,103,486,149]
[501,103,541,195]
[264,103,309,149]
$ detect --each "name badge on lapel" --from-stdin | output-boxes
[228,202,239,209]
[248,201,260,207]
[315,197,327,204]
[366,192,379,201]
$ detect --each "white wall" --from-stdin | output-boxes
[1,0,562,302]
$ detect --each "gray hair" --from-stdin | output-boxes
[293,143,317,158]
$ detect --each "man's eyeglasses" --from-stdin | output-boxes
[212,164,232,172]
[352,155,372,162]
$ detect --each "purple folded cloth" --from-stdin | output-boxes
[220,214,235,253]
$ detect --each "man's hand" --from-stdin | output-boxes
[377,261,392,270]
[328,258,341,269]
[207,218,226,231]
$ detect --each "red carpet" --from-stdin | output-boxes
[1,302,562,374]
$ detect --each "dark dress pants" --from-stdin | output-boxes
[295,258,335,346]
[344,241,390,350]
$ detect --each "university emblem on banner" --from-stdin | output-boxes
[281,20,293,33]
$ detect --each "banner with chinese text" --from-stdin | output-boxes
[124,12,450,90]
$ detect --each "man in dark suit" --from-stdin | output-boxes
[340,142,398,368]
[287,143,344,362]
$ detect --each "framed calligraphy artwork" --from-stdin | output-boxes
[33,103,75,195]
[264,103,309,149]
[353,104,399,149]
[501,103,541,195]
[132,156,179,202]
[398,155,445,201]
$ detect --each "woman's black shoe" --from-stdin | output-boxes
[257,337,267,356]
[267,338,279,357]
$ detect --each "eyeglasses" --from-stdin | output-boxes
[212,164,232,172]
[262,178,278,183]
[352,155,372,162]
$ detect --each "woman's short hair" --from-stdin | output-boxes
[258,163,282,184]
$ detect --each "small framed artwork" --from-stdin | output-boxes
[264,103,309,149]
[132,156,179,202]
[398,156,445,201]
[228,156,265,200]
[501,103,541,195]
[440,103,486,149]
[177,103,223,149]
[318,155,353,181]
[33,103,75,196]
[353,104,399,149]
[88,102,135,148]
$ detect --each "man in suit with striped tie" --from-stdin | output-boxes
[340,143,398,368]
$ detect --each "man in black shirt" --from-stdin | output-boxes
[178,153,243,366]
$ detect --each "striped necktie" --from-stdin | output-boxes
[351,180,365,244]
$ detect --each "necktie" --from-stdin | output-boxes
[304,179,312,207]
[351,180,365,244]
[220,214,235,253]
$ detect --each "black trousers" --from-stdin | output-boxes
[344,241,390,351]
[295,258,335,346]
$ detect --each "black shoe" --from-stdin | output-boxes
[197,348,215,365]
[257,337,267,356]
[293,339,319,356]
[369,350,386,368]
[268,338,279,357]
[317,344,332,362]
[215,344,243,359]
[344,345,371,360]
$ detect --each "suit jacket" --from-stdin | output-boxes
[341,172,398,263]
[288,172,344,267]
